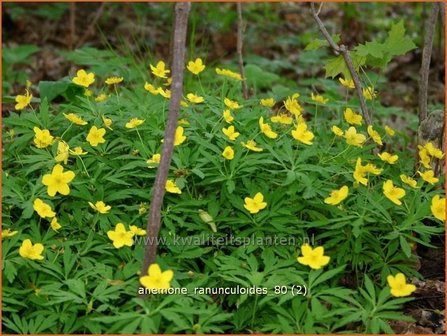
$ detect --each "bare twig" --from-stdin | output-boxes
[138,2,191,297]
[310,3,340,54]
[76,3,106,48]
[69,3,76,50]
[236,2,249,99]
[419,3,439,122]
[310,3,371,126]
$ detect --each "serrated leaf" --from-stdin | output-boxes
[384,20,416,57]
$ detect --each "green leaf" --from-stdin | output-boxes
[399,235,412,258]
[39,80,69,102]
[305,34,340,51]
[383,20,416,57]
[245,64,279,89]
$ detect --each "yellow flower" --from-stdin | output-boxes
[271,113,293,125]
[15,90,33,110]
[383,180,405,206]
[50,217,62,231]
[418,147,431,169]
[223,109,234,123]
[33,127,54,148]
[222,146,234,160]
[324,186,349,205]
[178,118,189,125]
[339,77,355,89]
[260,98,275,108]
[86,126,106,146]
[95,94,108,102]
[84,89,93,97]
[102,115,113,130]
[180,100,188,107]
[424,142,444,159]
[431,195,445,221]
[331,125,344,137]
[186,93,204,104]
[284,94,302,116]
[387,273,416,297]
[41,164,75,197]
[165,77,172,86]
[385,125,395,136]
[72,69,95,88]
[70,146,87,156]
[363,87,376,100]
[150,61,170,78]
[378,152,398,165]
[215,67,242,80]
[147,154,161,167]
[291,122,314,145]
[158,88,171,99]
[129,225,146,236]
[33,198,56,218]
[125,118,145,129]
[367,125,383,145]
[242,140,263,152]
[89,201,111,214]
[353,158,382,186]
[187,58,205,75]
[364,163,382,175]
[19,239,44,260]
[174,126,186,146]
[344,108,363,125]
[311,92,328,104]
[2,229,18,239]
[140,263,174,290]
[144,82,160,95]
[105,76,123,85]
[55,141,69,165]
[344,127,366,147]
[222,125,240,141]
[63,113,87,126]
[400,174,417,188]
[166,179,181,194]
[297,244,330,270]
[418,170,439,184]
[139,202,149,215]
[107,223,134,249]
[259,117,278,139]
[244,192,267,214]
[224,97,241,110]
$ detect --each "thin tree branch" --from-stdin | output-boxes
[236,2,249,99]
[419,3,439,122]
[340,45,372,126]
[76,3,106,48]
[138,2,191,298]
[310,3,371,126]
[310,3,340,55]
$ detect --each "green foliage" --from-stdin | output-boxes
[310,20,416,79]
[1,5,443,333]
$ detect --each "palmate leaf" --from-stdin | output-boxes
[354,20,416,69]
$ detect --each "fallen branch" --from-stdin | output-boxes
[310,3,371,126]
[236,2,249,99]
[418,3,439,122]
[138,2,191,297]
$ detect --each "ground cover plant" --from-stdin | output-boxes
[2,2,445,334]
